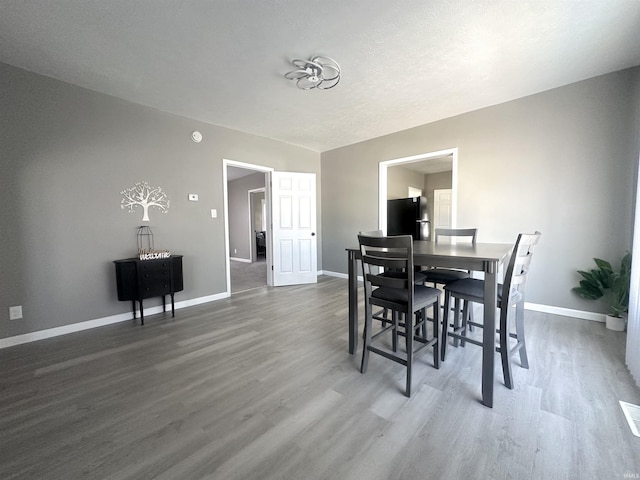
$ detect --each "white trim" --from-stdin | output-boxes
[0,292,230,350]
[378,148,458,234]
[322,270,364,282]
[248,187,266,262]
[230,257,251,263]
[223,159,274,296]
[627,149,640,386]
[524,302,605,322]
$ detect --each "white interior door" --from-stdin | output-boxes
[270,171,317,286]
[433,188,453,230]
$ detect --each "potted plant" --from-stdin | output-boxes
[572,252,631,331]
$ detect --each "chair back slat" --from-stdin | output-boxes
[359,229,383,237]
[367,273,408,289]
[502,231,541,308]
[358,234,415,300]
[435,228,477,245]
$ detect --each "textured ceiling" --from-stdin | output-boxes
[1,0,639,152]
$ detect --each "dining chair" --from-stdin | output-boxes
[440,231,541,389]
[420,228,478,285]
[358,233,441,397]
[420,228,478,345]
[358,230,429,349]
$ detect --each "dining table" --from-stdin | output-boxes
[346,240,514,408]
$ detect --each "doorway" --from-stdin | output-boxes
[223,160,273,295]
[379,148,458,236]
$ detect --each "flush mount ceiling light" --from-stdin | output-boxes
[284,55,341,90]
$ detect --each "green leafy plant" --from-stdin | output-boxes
[572,252,632,317]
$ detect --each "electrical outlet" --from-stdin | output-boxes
[9,305,22,320]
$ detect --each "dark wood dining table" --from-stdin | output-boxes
[346,240,513,408]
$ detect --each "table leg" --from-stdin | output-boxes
[482,261,497,408]
[348,250,359,354]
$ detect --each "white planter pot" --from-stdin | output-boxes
[605,314,626,331]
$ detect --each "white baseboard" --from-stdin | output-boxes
[524,302,605,322]
[230,257,251,263]
[323,270,363,281]
[0,291,230,350]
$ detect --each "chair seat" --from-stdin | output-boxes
[444,278,523,306]
[380,270,427,284]
[420,268,470,285]
[372,284,441,308]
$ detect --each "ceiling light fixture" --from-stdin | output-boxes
[284,55,341,90]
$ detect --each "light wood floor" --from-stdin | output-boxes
[1,276,639,479]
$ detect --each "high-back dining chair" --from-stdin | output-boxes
[420,228,478,346]
[441,232,541,389]
[420,228,478,286]
[358,233,441,397]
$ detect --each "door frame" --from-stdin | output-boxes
[378,148,458,233]
[248,187,266,262]
[223,159,274,295]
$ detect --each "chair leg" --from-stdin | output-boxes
[433,299,440,369]
[420,307,427,340]
[360,304,372,374]
[441,291,450,361]
[392,310,399,352]
[452,298,462,348]
[515,300,529,369]
[405,312,413,397]
[460,300,469,347]
[500,305,514,390]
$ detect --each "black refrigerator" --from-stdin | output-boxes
[387,197,431,240]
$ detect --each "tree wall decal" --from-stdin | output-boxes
[120,181,170,221]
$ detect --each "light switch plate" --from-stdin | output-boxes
[188,194,199,201]
[9,305,22,320]
[211,209,217,218]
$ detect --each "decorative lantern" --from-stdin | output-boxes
[136,226,171,260]
[137,226,154,254]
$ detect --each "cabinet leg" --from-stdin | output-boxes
[131,300,136,319]
[171,294,175,317]
[140,299,144,325]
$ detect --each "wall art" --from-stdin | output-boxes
[120,181,170,222]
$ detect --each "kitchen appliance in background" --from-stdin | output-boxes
[387,197,431,240]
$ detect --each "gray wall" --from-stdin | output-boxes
[0,63,320,339]
[321,68,640,313]
[228,172,266,260]
[387,166,425,199]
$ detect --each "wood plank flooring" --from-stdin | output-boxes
[1,276,639,479]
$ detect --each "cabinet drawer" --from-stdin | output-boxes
[142,279,172,298]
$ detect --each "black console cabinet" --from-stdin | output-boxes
[114,255,183,325]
